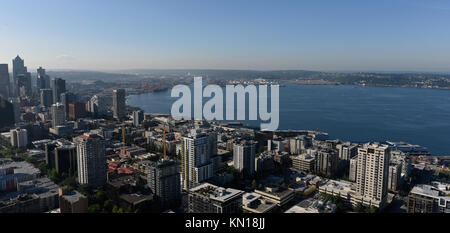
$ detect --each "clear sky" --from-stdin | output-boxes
[1,0,450,71]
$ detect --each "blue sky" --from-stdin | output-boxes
[0,0,450,71]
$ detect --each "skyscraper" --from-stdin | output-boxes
[61,92,76,116]
[69,102,86,119]
[181,129,216,190]
[132,110,144,126]
[349,156,358,182]
[314,149,339,177]
[45,140,77,174]
[74,133,107,187]
[10,98,20,123]
[147,159,181,207]
[356,143,390,208]
[0,64,9,98]
[36,67,50,90]
[112,89,126,120]
[387,163,401,192]
[40,89,53,107]
[51,103,66,128]
[336,143,358,161]
[87,94,107,116]
[52,78,66,104]
[233,140,256,175]
[12,55,27,97]
[16,73,32,97]
[0,96,14,128]
[10,128,28,148]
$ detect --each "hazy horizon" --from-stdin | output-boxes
[1,0,450,72]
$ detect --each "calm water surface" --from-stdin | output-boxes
[127,83,450,155]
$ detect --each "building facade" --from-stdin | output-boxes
[356,143,390,208]
[188,183,244,213]
[314,149,339,177]
[233,140,256,175]
[113,89,126,120]
[74,133,107,187]
[181,129,216,190]
[10,128,28,148]
[52,78,66,104]
[51,103,66,128]
[147,159,181,207]
[292,154,315,173]
[0,64,9,98]
[40,89,53,107]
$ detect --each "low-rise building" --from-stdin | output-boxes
[253,185,294,207]
[318,179,367,208]
[407,184,450,213]
[188,183,244,213]
[292,154,315,173]
[285,198,337,213]
[58,188,88,213]
[242,192,277,213]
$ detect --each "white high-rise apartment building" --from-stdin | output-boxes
[233,141,256,175]
[74,133,106,187]
[336,143,358,160]
[180,129,217,190]
[349,156,358,182]
[356,142,390,208]
[10,128,27,148]
[51,103,66,128]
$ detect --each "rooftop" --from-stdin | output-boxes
[410,184,441,198]
[120,193,153,205]
[318,179,356,195]
[242,192,276,213]
[285,198,337,213]
[61,190,86,204]
[190,183,244,203]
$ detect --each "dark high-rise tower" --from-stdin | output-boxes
[37,67,50,90]
[12,55,27,97]
[0,64,9,98]
[52,78,66,103]
[112,89,126,120]
[40,89,53,107]
[0,96,14,128]
[147,159,181,207]
[17,73,32,97]
[61,92,76,116]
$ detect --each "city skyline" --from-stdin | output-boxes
[1,0,450,72]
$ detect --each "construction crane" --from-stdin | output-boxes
[121,122,126,156]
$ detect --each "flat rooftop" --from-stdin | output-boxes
[285,198,336,213]
[242,192,276,213]
[62,190,86,204]
[190,183,244,203]
[319,179,356,195]
[120,193,153,205]
[410,184,441,198]
[0,159,40,174]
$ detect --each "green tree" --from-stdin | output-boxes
[37,162,48,175]
[103,200,114,213]
[251,180,257,190]
[88,204,102,213]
